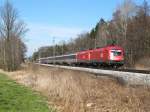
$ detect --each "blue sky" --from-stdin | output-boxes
[0,0,145,56]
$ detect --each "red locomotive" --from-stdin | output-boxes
[39,45,124,68]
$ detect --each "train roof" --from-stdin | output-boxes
[77,45,123,53]
[105,45,123,50]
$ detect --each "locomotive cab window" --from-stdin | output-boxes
[111,50,122,56]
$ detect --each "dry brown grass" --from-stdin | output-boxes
[3,64,150,112]
[134,57,150,70]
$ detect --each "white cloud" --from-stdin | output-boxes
[28,23,88,38]
[25,23,89,56]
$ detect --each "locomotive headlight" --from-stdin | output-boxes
[110,51,115,60]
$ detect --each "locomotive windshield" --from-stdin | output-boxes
[111,50,122,56]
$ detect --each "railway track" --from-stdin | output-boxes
[36,63,150,86]
[54,64,150,74]
[100,68,150,74]
[37,63,150,74]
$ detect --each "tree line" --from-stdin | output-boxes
[33,0,150,67]
[0,1,27,71]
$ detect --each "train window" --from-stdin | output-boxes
[65,54,76,59]
[53,54,76,60]
[111,50,122,56]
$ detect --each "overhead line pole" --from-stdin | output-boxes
[53,37,55,65]
[38,48,41,64]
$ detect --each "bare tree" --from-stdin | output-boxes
[0,1,27,71]
[114,0,137,47]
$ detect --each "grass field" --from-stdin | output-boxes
[0,73,55,112]
[19,64,150,112]
[4,64,150,112]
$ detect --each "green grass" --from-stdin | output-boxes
[0,73,56,112]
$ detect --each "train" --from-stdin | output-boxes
[38,45,124,68]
